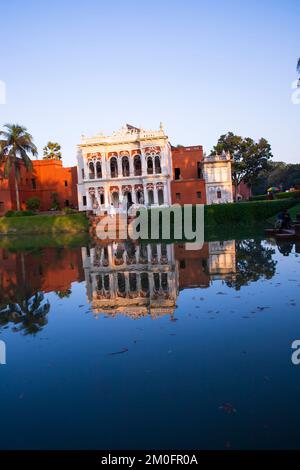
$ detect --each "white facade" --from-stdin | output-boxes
[203,152,233,204]
[77,124,172,214]
[81,242,178,318]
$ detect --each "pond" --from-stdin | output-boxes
[0,237,300,450]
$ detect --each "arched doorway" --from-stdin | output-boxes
[122,156,130,177]
[147,157,153,175]
[158,189,164,205]
[123,191,133,209]
[148,189,154,206]
[111,191,119,208]
[110,157,118,178]
[96,161,102,178]
[89,161,95,179]
[155,156,161,174]
[134,155,142,176]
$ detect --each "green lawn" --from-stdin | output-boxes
[0,213,89,236]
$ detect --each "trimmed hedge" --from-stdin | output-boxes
[204,199,297,226]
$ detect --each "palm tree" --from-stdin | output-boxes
[0,124,37,210]
[43,141,62,160]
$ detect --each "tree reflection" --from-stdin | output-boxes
[225,239,277,290]
[0,289,50,335]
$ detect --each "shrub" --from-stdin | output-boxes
[275,190,300,200]
[26,196,41,211]
[249,194,267,201]
[250,190,300,201]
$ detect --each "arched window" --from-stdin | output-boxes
[111,191,119,208]
[134,155,142,176]
[117,273,126,293]
[104,274,110,290]
[153,273,160,291]
[96,161,102,178]
[155,156,161,174]
[136,190,144,204]
[89,162,95,179]
[122,156,130,177]
[129,273,137,292]
[148,189,154,205]
[158,189,164,205]
[147,157,153,175]
[161,272,168,291]
[140,273,149,293]
[110,157,118,178]
[100,193,105,205]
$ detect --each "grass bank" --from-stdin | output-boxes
[0,213,89,236]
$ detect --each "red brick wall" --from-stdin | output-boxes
[171,145,206,205]
[0,159,78,213]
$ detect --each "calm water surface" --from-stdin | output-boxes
[0,237,300,449]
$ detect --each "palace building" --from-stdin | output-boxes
[76,124,233,214]
[77,124,172,214]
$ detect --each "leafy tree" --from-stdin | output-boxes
[55,289,72,298]
[0,124,38,210]
[225,239,277,290]
[0,291,50,335]
[253,162,300,194]
[43,141,62,160]
[211,132,273,200]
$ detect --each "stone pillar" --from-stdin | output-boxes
[163,183,168,205]
[117,157,122,178]
[132,189,137,204]
[147,244,151,262]
[141,154,147,175]
[102,155,107,179]
[144,186,149,206]
[157,244,162,262]
[129,157,134,177]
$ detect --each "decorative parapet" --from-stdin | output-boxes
[203,152,231,163]
[80,124,167,146]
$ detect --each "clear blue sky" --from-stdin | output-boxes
[1,0,299,165]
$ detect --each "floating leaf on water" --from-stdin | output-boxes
[107,348,129,356]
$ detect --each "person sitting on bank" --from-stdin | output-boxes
[275,211,284,229]
[282,209,292,229]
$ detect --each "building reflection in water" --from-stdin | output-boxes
[3,237,292,328]
[82,240,237,319]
